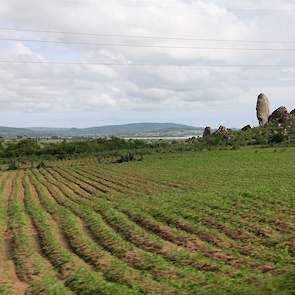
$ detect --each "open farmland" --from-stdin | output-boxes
[0,148,294,295]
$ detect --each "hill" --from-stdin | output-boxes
[0,123,202,138]
[194,114,295,148]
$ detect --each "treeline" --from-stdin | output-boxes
[2,119,294,166]
[0,137,203,170]
[0,137,148,159]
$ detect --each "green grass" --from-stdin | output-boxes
[0,147,294,294]
[110,148,295,197]
[85,147,295,294]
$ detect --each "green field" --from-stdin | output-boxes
[0,148,294,294]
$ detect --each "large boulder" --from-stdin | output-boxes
[203,126,212,137]
[256,93,270,127]
[268,106,289,123]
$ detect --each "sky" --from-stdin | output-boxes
[0,0,295,128]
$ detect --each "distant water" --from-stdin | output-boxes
[125,135,201,140]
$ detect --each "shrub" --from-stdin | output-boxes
[7,160,18,170]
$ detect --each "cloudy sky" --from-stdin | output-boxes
[0,0,295,128]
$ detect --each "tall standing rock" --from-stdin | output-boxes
[256,93,270,127]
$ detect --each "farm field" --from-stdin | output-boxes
[0,148,294,295]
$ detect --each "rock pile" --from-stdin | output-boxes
[255,94,293,127]
[201,93,294,139]
[215,126,228,136]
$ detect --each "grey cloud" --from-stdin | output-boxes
[0,0,294,127]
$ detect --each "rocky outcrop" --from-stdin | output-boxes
[203,127,212,137]
[268,106,289,123]
[256,93,270,127]
[290,109,295,116]
[241,125,251,132]
[215,126,228,136]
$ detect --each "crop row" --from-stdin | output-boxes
[28,170,169,294]
[47,168,242,268]
[0,172,15,295]
[5,171,74,295]
[33,169,207,293]
[24,173,136,295]
[47,166,294,275]
[41,169,224,271]
[49,170,280,260]
[39,167,276,291]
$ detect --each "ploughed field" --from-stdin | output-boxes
[0,148,294,295]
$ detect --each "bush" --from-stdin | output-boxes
[269,133,285,144]
[7,160,18,170]
[36,161,47,169]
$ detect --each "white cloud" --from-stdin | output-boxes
[0,0,294,127]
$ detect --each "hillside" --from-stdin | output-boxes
[195,110,295,148]
[0,123,202,138]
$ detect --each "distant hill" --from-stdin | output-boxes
[0,123,203,138]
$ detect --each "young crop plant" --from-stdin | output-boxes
[6,172,73,294]
[34,169,214,293]
[40,164,295,291]
[0,148,294,294]
[37,167,266,294]
[24,174,137,295]
[0,173,15,294]
[27,171,168,294]
[40,170,222,274]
